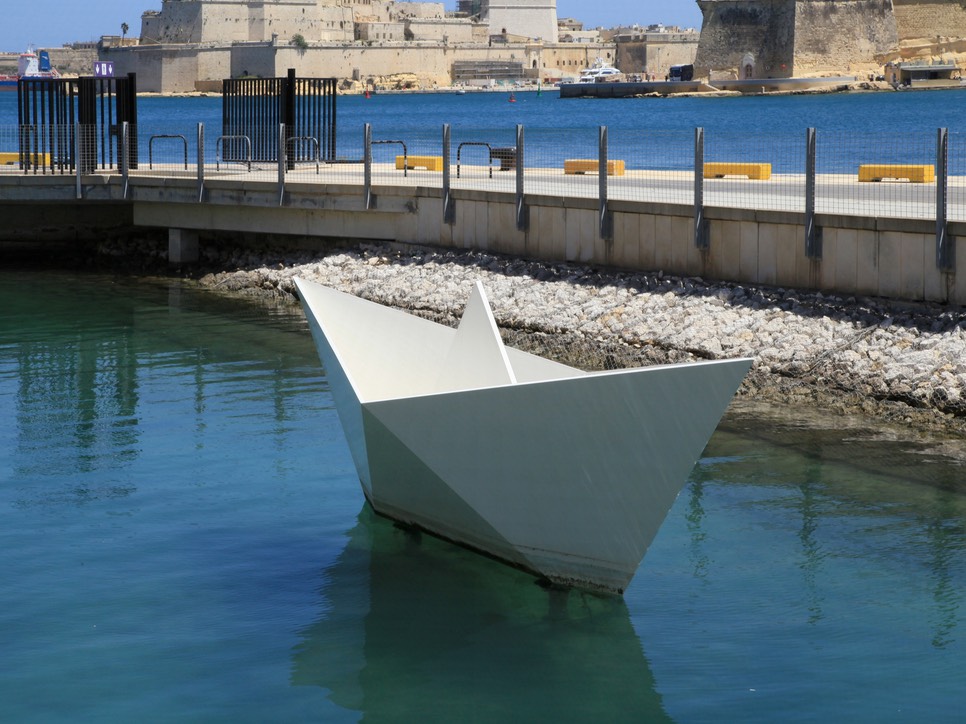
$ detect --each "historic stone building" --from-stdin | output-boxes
[694,0,966,80]
[102,0,630,93]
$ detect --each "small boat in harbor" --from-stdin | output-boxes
[576,57,622,83]
[0,48,61,91]
[295,278,751,594]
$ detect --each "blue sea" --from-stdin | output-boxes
[4,86,966,173]
[1,91,966,721]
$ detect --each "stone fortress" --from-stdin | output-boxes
[694,0,966,81]
[101,0,698,92]
[91,0,966,93]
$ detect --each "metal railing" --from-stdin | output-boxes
[1,121,961,269]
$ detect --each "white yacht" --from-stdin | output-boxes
[578,58,623,83]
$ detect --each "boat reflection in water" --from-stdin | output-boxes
[291,505,672,721]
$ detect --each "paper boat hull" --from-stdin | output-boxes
[296,277,750,593]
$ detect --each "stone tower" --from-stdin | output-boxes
[483,0,558,41]
[694,0,900,79]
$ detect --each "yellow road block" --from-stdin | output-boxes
[396,155,443,171]
[704,162,771,180]
[858,164,935,183]
[0,151,51,166]
[564,159,625,176]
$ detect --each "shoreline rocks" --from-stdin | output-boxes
[195,242,966,436]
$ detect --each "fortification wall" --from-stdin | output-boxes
[542,44,617,80]
[893,0,966,43]
[485,0,558,41]
[144,0,353,45]
[146,1,203,44]
[694,0,796,78]
[617,38,698,79]
[793,0,898,73]
[112,41,592,92]
[44,47,99,76]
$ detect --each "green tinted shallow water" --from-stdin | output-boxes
[1,271,963,722]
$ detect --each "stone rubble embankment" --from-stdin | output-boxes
[197,243,966,433]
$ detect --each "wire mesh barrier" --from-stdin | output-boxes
[703,129,806,213]
[815,130,939,220]
[0,121,961,230]
[948,131,966,223]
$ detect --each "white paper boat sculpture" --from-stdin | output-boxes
[295,277,751,594]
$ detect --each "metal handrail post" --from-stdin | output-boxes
[694,127,707,248]
[515,124,527,232]
[364,123,373,210]
[75,122,82,200]
[277,123,286,206]
[805,127,821,258]
[937,127,952,270]
[442,123,455,224]
[197,122,205,203]
[121,121,130,201]
[599,125,612,240]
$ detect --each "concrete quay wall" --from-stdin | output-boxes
[1,174,962,306]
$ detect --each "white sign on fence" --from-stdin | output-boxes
[93,62,115,78]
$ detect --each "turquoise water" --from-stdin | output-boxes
[1,271,964,721]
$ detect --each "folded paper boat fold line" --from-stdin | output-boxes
[295,276,751,594]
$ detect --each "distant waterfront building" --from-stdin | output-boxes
[102,0,625,93]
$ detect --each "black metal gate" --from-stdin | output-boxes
[222,69,337,168]
[17,73,138,174]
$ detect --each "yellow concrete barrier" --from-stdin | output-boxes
[396,155,443,171]
[564,159,626,176]
[703,162,772,180]
[0,151,51,166]
[858,164,935,183]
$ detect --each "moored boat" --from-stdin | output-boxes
[0,48,61,91]
[576,57,623,84]
[295,278,751,594]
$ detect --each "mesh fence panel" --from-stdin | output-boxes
[816,129,937,220]
[609,129,693,206]
[451,125,519,194]
[522,127,600,199]
[703,129,805,213]
[3,121,965,230]
[948,131,966,223]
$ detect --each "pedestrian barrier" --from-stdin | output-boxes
[396,155,443,171]
[858,164,935,183]
[703,162,772,180]
[564,158,625,176]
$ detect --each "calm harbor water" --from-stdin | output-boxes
[1,270,964,721]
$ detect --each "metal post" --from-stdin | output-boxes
[805,127,821,258]
[694,127,707,248]
[937,127,952,270]
[121,121,130,201]
[598,125,612,240]
[364,123,373,210]
[284,68,296,171]
[515,124,527,232]
[197,122,205,203]
[443,123,455,224]
[74,122,82,200]
[277,123,286,206]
